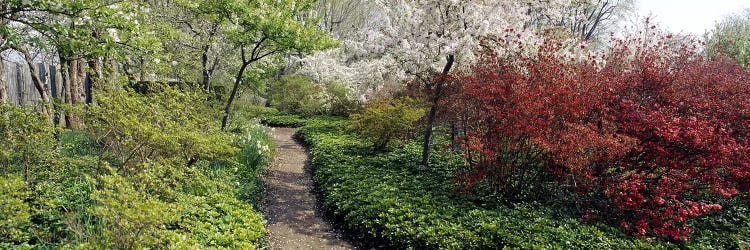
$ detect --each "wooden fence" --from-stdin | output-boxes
[2,61,64,107]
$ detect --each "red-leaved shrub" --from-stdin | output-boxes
[453,32,750,240]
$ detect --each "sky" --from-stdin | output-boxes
[637,0,750,36]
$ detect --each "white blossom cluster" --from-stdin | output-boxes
[297,0,585,100]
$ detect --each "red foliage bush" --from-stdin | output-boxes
[453,33,750,240]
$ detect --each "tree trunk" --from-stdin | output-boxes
[0,53,7,105]
[450,118,460,151]
[0,3,7,104]
[201,45,211,91]
[88,59,102,87]
[221,62,249,130]
[63,59,76,128]
[13,45,53,124]
[421,54,454,167]
[76,59,86,104]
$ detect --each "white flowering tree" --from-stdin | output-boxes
[298,0,636,166]
[323,0,569,166]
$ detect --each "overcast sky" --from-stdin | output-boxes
[637,0,750,36]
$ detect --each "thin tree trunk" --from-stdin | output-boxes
[13,45,53,124]
[450,118,460,151]
[0,3,7,104]
[421,54,454,167]
[221,62,249,130]
[201,45,211,90]
[0,53,7,105]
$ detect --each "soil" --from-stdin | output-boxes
[262,127,355,250]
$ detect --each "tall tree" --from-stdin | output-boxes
[313,0,376,38]
[300,0,635,166]
[363,0,571,166]
[147,0,232,90]
[528,0,635,42]
[211,0,335,130]
[705,9,750,69]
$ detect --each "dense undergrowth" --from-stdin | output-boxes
[0,85,272,249]
[261,114,308,128]
[287,116,750,249]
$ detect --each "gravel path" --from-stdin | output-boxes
[263,127,354,250]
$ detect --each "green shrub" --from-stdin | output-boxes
[89,169,180,249]
[0,105,55,180]
[267,75,362,116]
[235,105,279,121]
[85,84,236,171]
[322,81,363,116]
[0,85,270,249]
[261,114,308,127]
[349,97,426,150]
[268,75,325,116]
[0,175,31,246]
[176,192,266,249]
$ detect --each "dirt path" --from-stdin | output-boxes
[262,127,354,250]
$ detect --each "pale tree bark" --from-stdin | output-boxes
[75,59,86,104]
[0,4,8,105]
[0,53,7,105]
[63,58,84,129]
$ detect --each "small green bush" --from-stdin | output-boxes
[261,114,308,127]
[268,75,326,116]
[176,192,266,249]
[0,175,31,245]
[85,84,236,170]
[323,81,363,116]
[0,105,55,179]
[267,75,362,116]
[236,105,279,120]
[349,97,426,150]
[90,169,180,249]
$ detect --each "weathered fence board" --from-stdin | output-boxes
[1,61,61,107]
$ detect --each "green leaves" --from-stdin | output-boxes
[349,97,426,150]
[198,0,336,54]
[176,192,265,249]
[705,10,750,69]
[90,170,179,249]
[0,175,31,245]
[268,75,326,116]
[84,83,235,169]
[297,117,668,249]
[0,105,55,178]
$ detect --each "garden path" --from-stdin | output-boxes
[262,127,354,250]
